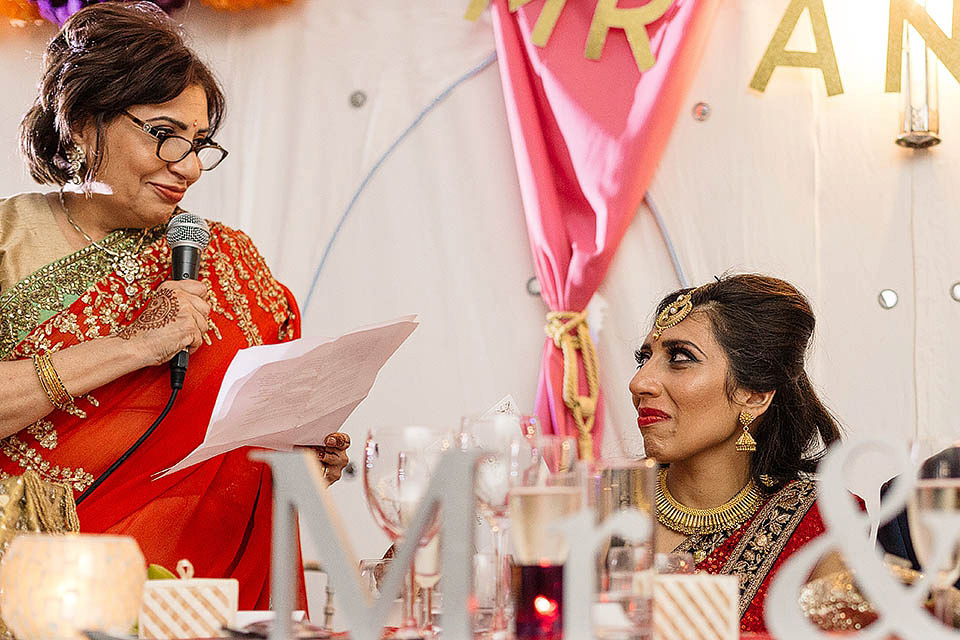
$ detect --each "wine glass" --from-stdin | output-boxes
[364,425,452,637]
[460,414,534,634]
[906,443,960,625]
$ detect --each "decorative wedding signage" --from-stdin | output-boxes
[258,451,653,640]
[750,0,842,96]
[261,438,960,639]
[765,437,960,639]
[752,0,960,96]
[465,0,675,72]
[254,450,478,640]
[466,0,960,95]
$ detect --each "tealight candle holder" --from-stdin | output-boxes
[0,533,146,640]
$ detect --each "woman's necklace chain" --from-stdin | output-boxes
[59,189,148,295]
[656,467,765,535]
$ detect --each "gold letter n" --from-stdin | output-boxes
[886,0,960,92]
[586,0,674,72]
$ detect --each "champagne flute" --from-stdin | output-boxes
[364,425,451,637]
[508,447,583,640]
[906,443,960,626]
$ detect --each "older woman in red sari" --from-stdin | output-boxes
[0,2,349,609]
[630,274,843,632]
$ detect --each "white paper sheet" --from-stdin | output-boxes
[157,315,419,478]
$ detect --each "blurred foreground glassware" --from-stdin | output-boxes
[364,425,451,638]
[472,551,498,634]
[594,545,654,640]
[508,445,582,640]
[654,552,695,575]
[520,414,541,438]
[590,458,657,640]
[907,443,960,626]
[0,533,145,640]
[591,458,657,590]
[461,413,534,634]
[415,535,441,636]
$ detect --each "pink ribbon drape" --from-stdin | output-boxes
[489,0,720,453]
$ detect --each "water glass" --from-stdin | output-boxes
[472,552,497,634]
[591,457,657,591]
[594,545,653,640]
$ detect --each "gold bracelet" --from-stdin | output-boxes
[32,353,86,418]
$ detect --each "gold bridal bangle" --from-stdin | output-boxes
[33,353,86,418]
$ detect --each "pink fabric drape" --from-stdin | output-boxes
[489,0,720,452]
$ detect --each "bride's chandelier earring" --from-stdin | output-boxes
[735,411,757,452]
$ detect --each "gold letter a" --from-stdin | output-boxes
[750,0,843,96]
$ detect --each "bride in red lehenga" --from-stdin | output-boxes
[629,274,843,632]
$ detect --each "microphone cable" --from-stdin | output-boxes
[77,214,209,505]
[75,387,178,505]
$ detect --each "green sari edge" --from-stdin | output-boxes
[0,228,155,360]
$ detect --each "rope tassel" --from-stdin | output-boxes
[544,310,600,462]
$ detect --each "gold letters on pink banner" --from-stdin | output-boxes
[468,0,960,96]
[466,0,673,73]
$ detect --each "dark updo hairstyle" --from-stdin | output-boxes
[654,274,842,491]
[19,1,225,187]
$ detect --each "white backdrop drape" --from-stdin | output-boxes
[2,0,959,605]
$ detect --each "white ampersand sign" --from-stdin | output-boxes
[766,437,960,639]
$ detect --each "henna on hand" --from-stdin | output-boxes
[118,288,180,340]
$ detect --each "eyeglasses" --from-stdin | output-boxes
[122,111,228,171]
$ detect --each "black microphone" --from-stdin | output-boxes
[166,212,211,390]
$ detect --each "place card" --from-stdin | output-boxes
[653,573,739,640]
[138,559,238,639]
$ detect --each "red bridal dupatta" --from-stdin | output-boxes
[0,220,301,609]
[674,479,826,633]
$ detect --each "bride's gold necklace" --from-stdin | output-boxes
[656,467,764,535]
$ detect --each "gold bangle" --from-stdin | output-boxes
[33,353,59,405]
[32,353,86,418]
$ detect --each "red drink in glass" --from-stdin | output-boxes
[512,563,564,640]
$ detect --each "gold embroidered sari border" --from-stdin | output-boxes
[721,479,818,617]
[0,227,161,359]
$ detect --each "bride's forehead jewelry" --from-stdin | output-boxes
[652,292,694,341]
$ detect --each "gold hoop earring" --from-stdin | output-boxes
[735,411,757,452]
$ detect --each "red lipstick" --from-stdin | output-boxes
[637,407,670,427]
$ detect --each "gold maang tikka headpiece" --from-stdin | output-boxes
[652,293,693,340]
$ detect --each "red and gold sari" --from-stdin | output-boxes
[0,218,300,610]
[675,479,824,633]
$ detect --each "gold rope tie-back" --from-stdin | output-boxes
[544,310,600,462]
